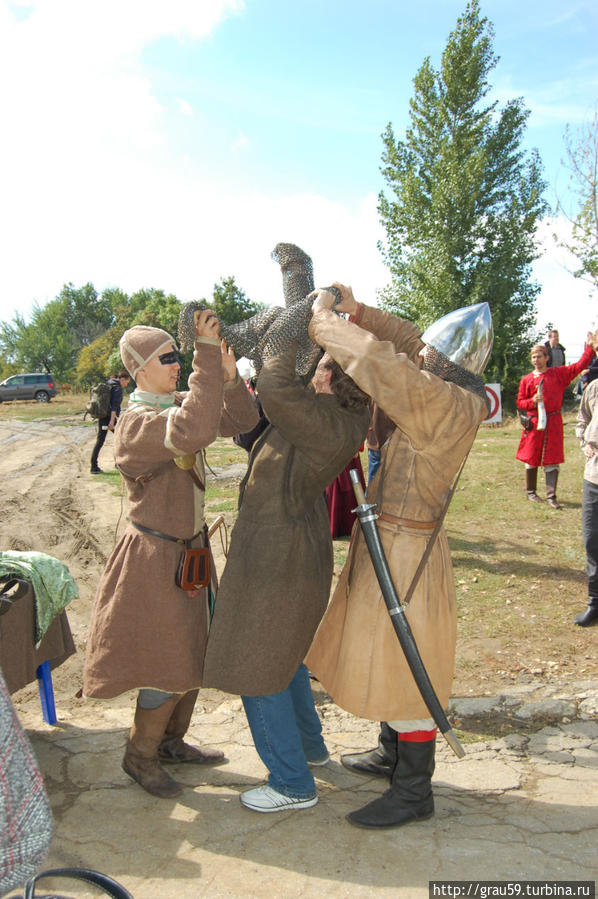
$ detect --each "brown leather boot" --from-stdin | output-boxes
[545,469,562,509]
[526,467,542,502]
[122,696,183,798]
[158,689,227,765]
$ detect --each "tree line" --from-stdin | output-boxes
[0,277,264,387]
[1,1,596,406]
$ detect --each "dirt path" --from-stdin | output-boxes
[1,418,108,666]
[0,417,236,712]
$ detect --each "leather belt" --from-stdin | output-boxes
[378,512,438,530]
[130,521,204,547]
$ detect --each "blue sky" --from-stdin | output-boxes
[1,0,597,356]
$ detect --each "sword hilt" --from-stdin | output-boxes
[349,468,367,505]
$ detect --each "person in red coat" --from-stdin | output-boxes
[516,335,596,508]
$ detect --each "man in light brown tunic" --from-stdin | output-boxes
[305,285,492,829]
[83,312,258,798]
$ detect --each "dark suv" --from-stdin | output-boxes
[0,372,57,403]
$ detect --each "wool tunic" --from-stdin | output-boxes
[304,304,488,724]
[83,339,258,699]
[515,345,593,467]
[202,345,371,697]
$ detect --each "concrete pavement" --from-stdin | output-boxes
[11,679,598,898]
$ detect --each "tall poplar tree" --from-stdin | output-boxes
[378,0,547,396]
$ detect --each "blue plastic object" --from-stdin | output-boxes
[36,659,57,724]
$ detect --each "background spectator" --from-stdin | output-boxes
[90,372,130,474]
[544,329,566,368]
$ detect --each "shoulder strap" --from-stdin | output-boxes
[118,461,171,486]
[402,448,471,606]
[120,457,205,491]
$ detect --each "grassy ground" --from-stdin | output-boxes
[202,414,597,697]
[0,391,92,420]
[447,414,596,694]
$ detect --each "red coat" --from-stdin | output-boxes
[325,453,365,539]
[516,345,594,466]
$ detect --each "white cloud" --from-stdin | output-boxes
[0,0,247,320]
[0,0,387,322]
[0,125,388,318]
[2,0,245,51]
[533,216,597,359]
[0,0,244,155]
[176,98,193,117]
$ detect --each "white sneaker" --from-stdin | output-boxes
[240,784,318,813]
[307,752,330,767]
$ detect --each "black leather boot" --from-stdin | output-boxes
[341,722,397,778]
[545,469,562,509]
[526,467,542,502]
[346,737,435,829]
[574,597,598,627]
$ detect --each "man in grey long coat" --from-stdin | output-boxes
[203,335,370,812]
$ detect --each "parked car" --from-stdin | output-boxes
[0,373,57,403]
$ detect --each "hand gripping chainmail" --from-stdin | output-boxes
[422,345,491,413]
[178,243,340,379]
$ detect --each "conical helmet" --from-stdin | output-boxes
[420,302,493,375]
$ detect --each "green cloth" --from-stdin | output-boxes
[129,388,175,409]
[0,551,78,647]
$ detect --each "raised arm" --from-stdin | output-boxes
[257,343,363,468]
[313,283,424,362]
[219,374,260,437]
[117,339,225,475]
[308,301,486,451]
[560,341,595,387]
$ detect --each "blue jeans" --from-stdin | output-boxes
[242,664,328,799]
[368,449,381,485]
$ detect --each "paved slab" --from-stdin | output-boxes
[11,683,598,898]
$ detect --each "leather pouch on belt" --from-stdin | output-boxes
[175,548,210,590]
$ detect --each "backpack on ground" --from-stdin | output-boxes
[85,381,112,420]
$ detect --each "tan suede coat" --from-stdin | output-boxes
[305,304,487,723]
[83,339,258,699]
[202,345,370,696]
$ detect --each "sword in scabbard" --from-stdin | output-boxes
[349,469,465,759]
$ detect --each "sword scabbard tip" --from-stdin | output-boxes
[443,728,466,758]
